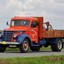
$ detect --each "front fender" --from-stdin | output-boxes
[17,34,32,44]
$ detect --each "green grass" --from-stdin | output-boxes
[6,46,64,52]
[40,46,51,50]
[0,55,64,64]
[6,48,19,52]
[6,46,51,52]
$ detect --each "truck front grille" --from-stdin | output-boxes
[3,31,13,42]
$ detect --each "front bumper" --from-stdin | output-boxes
[0,41,20,45]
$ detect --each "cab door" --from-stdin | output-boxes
[29,21,38,43]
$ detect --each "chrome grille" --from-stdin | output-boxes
[3,31,13,42]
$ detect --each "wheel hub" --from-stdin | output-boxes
[58,40,62,49]
[23,41,28,50]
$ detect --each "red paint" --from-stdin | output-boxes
[11,32,21,42]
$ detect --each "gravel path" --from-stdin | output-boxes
[0,49,64,58]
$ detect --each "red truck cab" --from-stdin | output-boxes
[8,17,39,43]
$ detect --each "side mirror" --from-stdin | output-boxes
[6,21,9,25]
[31,21,39,27]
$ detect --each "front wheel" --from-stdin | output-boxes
[51,38,62,52]
[19,38,29,53]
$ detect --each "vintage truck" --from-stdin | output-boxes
[0,17,64,53]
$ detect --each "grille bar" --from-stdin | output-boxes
[3,31,13,42]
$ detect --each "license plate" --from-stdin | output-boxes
[2,41,6,44]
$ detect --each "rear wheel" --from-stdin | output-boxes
[51,38,62,52]
[0,45,6,52]
[30,46,40,51]
[19,38,29,53]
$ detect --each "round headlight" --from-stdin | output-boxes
[14,34,17,38]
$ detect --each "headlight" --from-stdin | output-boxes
[13,32,22,38]
[14,34,17,38]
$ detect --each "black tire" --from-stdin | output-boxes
[51,38,62,52]
[30,46,40,51]
[19,38,29,53]
[0,45,6,52]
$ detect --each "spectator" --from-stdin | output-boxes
[46,22,53,31]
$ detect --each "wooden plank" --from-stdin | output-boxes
[43,30,64,38]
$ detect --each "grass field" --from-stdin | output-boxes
[0,55,64,64]
[6,46,51,52]
[6,45,64,52]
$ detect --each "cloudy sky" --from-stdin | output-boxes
[0,0,64,30]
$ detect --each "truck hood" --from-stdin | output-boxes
[4,26,29,31]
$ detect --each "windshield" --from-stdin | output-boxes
[11,20,30,26]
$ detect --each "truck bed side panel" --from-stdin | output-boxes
[43,30,64,38]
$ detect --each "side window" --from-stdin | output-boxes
[31,21,38,28]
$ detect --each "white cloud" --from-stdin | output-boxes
[55,0,64,3]
[0,0,64,29]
